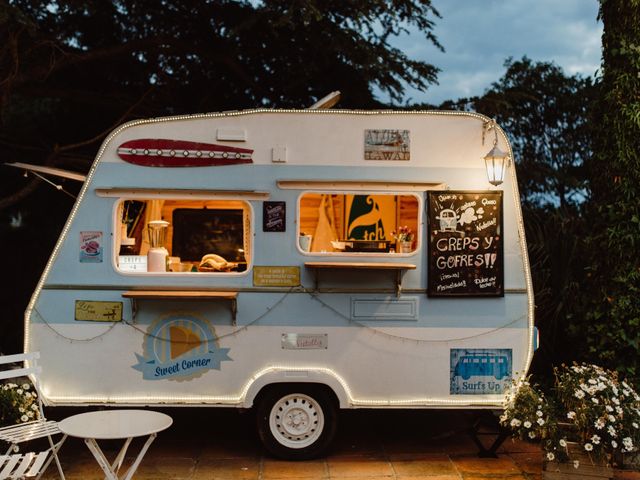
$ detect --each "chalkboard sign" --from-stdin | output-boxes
[427,191,503,297]
[263,201,286,232]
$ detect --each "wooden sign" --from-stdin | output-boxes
[427,191,503,297]
[75,300,123,322]
[253,266,300,287]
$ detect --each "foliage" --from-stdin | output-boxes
[502,364,640,466]
[0,380,40,428]
[439,57,595,209]
[578,0,640,379]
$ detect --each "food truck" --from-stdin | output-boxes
[24,108,535,459]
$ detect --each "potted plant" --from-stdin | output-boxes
[501,363,640,479]
[1,381,40,430]
[391,226,414,253]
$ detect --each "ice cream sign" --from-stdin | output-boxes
[427,191,504,297]
[133,314,232,381]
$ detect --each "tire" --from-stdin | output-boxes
[256,384,338,460]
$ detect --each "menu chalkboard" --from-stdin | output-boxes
[427,191,503,297]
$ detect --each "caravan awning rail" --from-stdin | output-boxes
[277,180,445,191]
[95,188,269,200]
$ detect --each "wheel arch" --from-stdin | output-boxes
[241,367,351,409]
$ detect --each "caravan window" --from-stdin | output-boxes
[115,199,251,273]
[297,193,420,255]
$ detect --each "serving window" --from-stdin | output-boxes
[115,198,251,273]
[298,193,420,255]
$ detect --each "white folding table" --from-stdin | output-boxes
[58,410,172,480]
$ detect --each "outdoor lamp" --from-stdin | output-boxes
[483,123,509,186]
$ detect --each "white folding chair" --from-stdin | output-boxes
[0,352,65,479]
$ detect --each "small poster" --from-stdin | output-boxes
[427,191,503,296]
[450,348,512,395]
[364,129,410,161]
[79,231,103,263]
[263,201,286,232]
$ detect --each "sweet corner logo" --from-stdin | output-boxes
[450,348,512,395]
[133,313,232,381]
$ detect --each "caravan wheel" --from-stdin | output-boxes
[256,385,337,460]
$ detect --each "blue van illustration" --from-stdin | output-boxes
[453,353,510,380]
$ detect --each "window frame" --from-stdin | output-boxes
[112,195,254,277]
[295,190,423,257]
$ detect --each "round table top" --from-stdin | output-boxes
[58,409,173,440]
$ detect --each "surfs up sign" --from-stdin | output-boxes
[427,191,504,297]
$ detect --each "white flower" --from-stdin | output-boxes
[612,397,620,405]
[633,422,639,429]
[524,421,532,429]
[584,443,593,451]
[616,406,623,414]
[16,389,22,395]
[575,390,585,399]
[606,405,614,412]
[567,411,577,420]
[608,425,617,437]
[547,452,555,461]
[20,415,28,422]
[510,418,521,427]
[623,438,634,450]
[612,440,618,448]
[31,404,38,411]
[592,397,599,404]
[12,445,19,453]
[559,439,567,447]
[589,378,597,385]
[573,460,580,469]
[613,385,619,395]
[536,410,543,417]
[608,415,616,423]
[591,435,601,445]
[22,383,29,390]
[27,411,34,418]
[580,383,589,391]
[537,418,545,426]
[624,389,631,397]
[18,407,25,413]
[528,431,536,439]
[594,419,605,430]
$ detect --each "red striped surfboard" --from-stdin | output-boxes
[117,139,253,167]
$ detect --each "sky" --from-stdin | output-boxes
[382,0,603,105]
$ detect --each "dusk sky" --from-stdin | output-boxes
[381,0,603,105]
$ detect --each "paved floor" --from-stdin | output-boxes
[38,408,639,479]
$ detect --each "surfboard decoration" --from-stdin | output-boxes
[117,139,253,167]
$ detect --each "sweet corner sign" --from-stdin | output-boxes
[427,191,504,297]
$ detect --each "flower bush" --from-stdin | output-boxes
[501,363,640,467]
[391,226,414,243]
[0,381,40,428]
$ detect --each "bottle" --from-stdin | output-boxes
[119,237,136,255]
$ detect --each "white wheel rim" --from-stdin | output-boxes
[269,393,325,449]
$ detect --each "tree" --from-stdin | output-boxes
[0,0,443,354]
[578,0,640,378]
[0,0,442,197]
[439,57,595,210]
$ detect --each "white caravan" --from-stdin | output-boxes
[24,109,535,458]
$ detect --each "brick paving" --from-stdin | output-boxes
[36,408,637,479]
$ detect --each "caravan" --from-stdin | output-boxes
[24,109,534,458]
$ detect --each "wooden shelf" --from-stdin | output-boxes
[304,262,416,296]
[122,290,238,325]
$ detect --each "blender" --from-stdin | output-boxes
[146,220,170,272]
